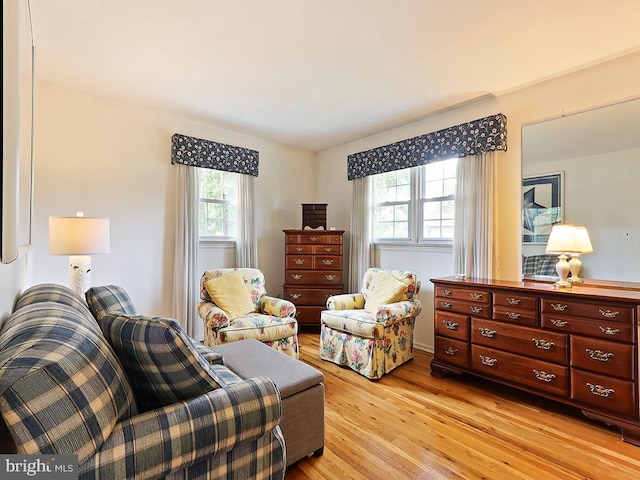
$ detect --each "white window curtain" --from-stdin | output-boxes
[453,152,497,279]
[348,175,374,291]
[172,165,201,338]
[236,174,258,268]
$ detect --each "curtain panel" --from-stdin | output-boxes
[171,133,259,176]
[346,113,506,180]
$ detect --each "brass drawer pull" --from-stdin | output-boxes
[441,289,453,296]
[322,259,334,265]
[533,369,556,383]
[444,346,458,356]
[324,247,333,252]
[586,349,614,362]
[586,382,615,398]
[533,339,555,350]
[291,274,303,280]
[324,274,336,281]
[470,306,483,314]
[479,327,497,338]
[295,247,304,252]
[480,355,497,367]
[506,297,521,305]
[294,259,305,265]
[289,293,301,300]
[599,309,620,318]
[551,303,568,311]
[550,319,568,328]
[310,236,319,241]
[599,326,620,336]
[443,320,458,330]
[441,302,453,309]
[507,312,521,320]
[470,293,483,300]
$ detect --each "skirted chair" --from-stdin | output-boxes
[320,268,421,379]
[198,268,299,358]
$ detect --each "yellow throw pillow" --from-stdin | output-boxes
[204,271,255,319]
[364,271,408,313]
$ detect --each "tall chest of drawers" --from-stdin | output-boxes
[283,229,344,326]
[431,276,640,446]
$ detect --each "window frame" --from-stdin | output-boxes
[198,168,238,242]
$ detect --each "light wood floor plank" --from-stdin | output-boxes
[284,332,640,480]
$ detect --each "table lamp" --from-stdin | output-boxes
[49,212,110,297]
[568,226,593,284]
[545,224,577,288]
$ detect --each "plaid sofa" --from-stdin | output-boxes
[0,283,286,479]
[523,254,558,276]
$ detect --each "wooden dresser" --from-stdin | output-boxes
[430,276,640,446]
[283,229,345,326]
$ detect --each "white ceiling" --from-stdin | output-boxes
[29,0,640,152]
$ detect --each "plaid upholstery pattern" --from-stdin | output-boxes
[99,314,236,411]
[15,283,96,323]
[1,286,286,480]
[85,285,137,320]
[523,254,558,276]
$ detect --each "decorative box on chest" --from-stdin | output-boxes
[430,276,640,446]
[283,229,344,326]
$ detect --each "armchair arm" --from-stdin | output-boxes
[375,299,422,323]
[260,295,296,318]
[326,293,365,311]
[84,377,281,480]
[197,302,231,330]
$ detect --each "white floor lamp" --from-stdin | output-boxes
[49,212,110,297]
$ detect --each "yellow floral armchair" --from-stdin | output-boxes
[320,268,421,379]
[198,268,299,358]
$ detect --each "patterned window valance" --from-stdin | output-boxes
[347,113,507,180]
[171,133,259,176]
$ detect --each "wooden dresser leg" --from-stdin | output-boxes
[582,410,640,447]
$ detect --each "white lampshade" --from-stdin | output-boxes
[545,224,577,254]
[574,226,593,254]
[49,215,110,255]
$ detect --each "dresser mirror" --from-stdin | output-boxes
[521,97,640,282]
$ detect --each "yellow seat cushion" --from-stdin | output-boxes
[204,270,255,319]
[364,270,408,313]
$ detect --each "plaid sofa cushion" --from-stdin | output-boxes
[85,285,137,320]
[99,314,237,411]
[523,254,558,276]
[15,283,96,324]
[0,302,138,463]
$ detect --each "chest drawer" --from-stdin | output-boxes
[570,336,634,379]
[434,336,469,369]
[471,345,569,397]
[434,311,469,341]
[435,286,491,304]
[541,313,634,343]
[494,292,538,311]
[492,305,537,326]
[571,370,635,417]
[286,270,343,286]
[541,299,633,324]
[314,244,342,254]
[435,298,491,318]
[472,319,567,364]
[286,245,313,254]
[283,286,342,306]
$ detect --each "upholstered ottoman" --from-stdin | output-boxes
[211,339,325,466]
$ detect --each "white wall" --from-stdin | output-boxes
[30,82,314,319]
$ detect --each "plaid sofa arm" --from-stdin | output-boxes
[82,376,282,480]
[197,302,231,330]
[260,295,296,318]
[326,293,365,311]
[375,299,422,323]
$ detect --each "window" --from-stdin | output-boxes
[199,168,237,239]
[372,158,457,242]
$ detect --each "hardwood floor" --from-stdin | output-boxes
[285,332,640,480]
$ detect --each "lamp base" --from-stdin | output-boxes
[554,253,572,288]
[69,255,91,298]
[568,253,584,284]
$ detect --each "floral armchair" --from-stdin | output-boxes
[319,268,421,379]
[198,268,299,358]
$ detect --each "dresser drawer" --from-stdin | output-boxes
[435,298,491,318]
[283,287,340,306]
[315,255,341,270]
[286,270,343,286]
[541,313,634,343]
[492,305,537,326]
[314,244,342,254]
[541,299,633,324]
[471,345,569,397]
[286,245,313,254]
[434,311,469,341]
[472,319,567,364]
[435,286,491,304]
[570,336,634,379]
[571,370,635,417]
[434,336,469,369]
[494,292,538,311]
[296,306,324,325]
